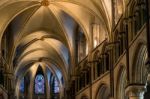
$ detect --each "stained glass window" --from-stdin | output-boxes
[35,74,45,94]
[20,77,24,93]
[54,78,59,93]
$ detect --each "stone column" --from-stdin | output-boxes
[127,16,133,42]
[3,73,10,90]
[28,76,34,99]
[8,74,14,98]
[125,85,146,99]
[45,74,50,99]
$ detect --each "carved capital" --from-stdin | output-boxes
[125,84,146,97]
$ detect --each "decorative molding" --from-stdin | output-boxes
[125,84,146,97]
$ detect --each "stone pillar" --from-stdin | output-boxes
[125,85,146,99]
[103,54,107,72]
[8,74,14,98]
[45,74,50,99]
[3,73,10,90]
[127,16,133,42]
[2,72,14,99]
[3,74,7,90]
[28,76,34,99]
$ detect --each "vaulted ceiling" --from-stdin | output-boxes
[0,0,112,86]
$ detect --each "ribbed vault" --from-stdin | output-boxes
[0,0,112,98]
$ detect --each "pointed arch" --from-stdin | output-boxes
[95,83,110,99]
[132,42,147,83]
[34,66,45,94]
[116,65,127,99]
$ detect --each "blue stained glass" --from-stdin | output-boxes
[35,74,45,94]
[54,78,59,93]
[20,77,24,93]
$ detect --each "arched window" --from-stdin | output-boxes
[96,84,110,99]
[54,78,59,93]
[35,74,45,94]
[20,77,24,93]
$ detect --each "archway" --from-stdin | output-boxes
[132,43,147,84]
[116,65,128,99]
[131,42,150,99]
[15,63,64,99]
[96,84,110,99]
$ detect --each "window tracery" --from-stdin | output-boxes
[35,74,45,94]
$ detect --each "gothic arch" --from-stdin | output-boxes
[116,65,127,99]
[95,83,110,99]
[128,0,137,16]
[132,42,147,83]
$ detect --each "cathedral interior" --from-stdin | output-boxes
[0,0,150,99]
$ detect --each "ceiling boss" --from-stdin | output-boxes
[41,0,50,6]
